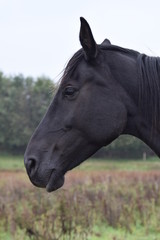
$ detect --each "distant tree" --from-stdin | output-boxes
[95,135,154,159]
[0,73,54,153]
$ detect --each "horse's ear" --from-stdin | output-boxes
[101,39,111,47]
[79,17,97,61]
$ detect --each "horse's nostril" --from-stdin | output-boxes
[27,158,37,177]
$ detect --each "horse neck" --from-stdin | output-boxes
[125,54,160,157]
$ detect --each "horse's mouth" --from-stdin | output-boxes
[46,170,65,192]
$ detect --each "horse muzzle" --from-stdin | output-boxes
[24,155,65,192]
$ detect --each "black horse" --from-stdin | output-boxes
[24,17,160,192]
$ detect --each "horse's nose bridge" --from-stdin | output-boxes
[26,127,52,153]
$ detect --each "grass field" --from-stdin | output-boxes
[1,155,160,171]
[0,156,160,240]
[0,155,24,170]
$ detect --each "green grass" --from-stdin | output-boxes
[77,157,160,172]
[0,155,160,171]
[0,155,25,170]
[0,231,12,240]
[89,225,160,240]
[1,225,160,240]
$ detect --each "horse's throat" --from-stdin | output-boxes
[124,115,160,157]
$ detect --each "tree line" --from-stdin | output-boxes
[0,72,153,158]
[0,72,53,153]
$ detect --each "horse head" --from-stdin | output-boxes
[24,18,160,191]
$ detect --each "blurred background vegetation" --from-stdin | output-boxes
[0,72,53,154]
[0,71,154,158]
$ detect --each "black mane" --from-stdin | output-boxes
[138,54,160,130]
[60,49,83,85]
[103,46,160,131]
[100,44,139,57]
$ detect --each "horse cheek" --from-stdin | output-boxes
[87,102,127,146]
[103,102,127,145]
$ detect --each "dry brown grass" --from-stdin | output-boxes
[1,169,160,239]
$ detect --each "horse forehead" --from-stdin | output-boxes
[74,60,98,79]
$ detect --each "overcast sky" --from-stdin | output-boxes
[0,0,160,80]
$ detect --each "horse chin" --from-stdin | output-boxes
[46,170,65,192]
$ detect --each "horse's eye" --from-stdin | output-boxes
[64,86,76,97]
